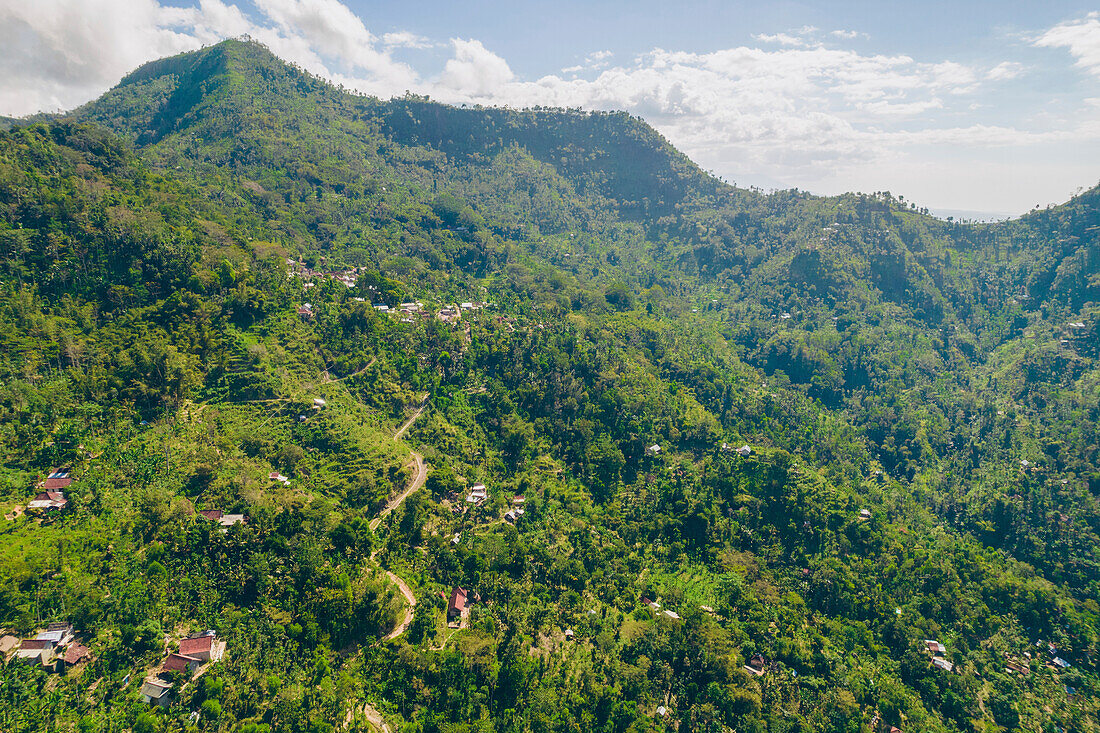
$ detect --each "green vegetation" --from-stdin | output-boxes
[0,38,1097,733]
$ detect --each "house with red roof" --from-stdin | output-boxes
[163,652,202,676]
[447,587,468,624]
[179,633,216,661]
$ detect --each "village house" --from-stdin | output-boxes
[744,653,766,676]
[198,510,245,530]
[179,630,224,662]
[0,634,19,660]
[296,304,314,319]
[14,638,57,666]
[932,657,955,672]
[645,444,662,457]
[269,472,290,485]
[859,509,872,520]
[40,621,74,645]
[163,652,202,676]
[447,587,469,624]
[736,445,752,457]
[61,642,92,670]
[924,639,947,656]
[219,514,245,530]
[141,678,173,707]
[26,468,73,514]
[40,469,74,492]
[466,483,488,505]
[27,490,68,513]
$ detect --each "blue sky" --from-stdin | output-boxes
[2,0,1099,215]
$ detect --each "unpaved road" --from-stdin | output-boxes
[370,396,428,645]
[394,397,428,440]
[370,398,429,531]
[370,449,426,531]
[381,570,417,641]
[362,704,391,733]
[345,702,392,733]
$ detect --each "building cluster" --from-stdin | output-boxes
[504,494,525,523]
[435,302,486,323]
[372,301,427,323]
[27,467,73,515]
[141,630,226,707]
[1034,639,1072,671]
[0,622,92,672]
[641,596,681,623]
[458,482,527,524]
[287,259,361,289]
[1059,321,1090,349]
[465,482,488,506]
[924,639,954,672]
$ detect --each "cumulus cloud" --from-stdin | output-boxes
[437,39,514,97]
[752,32,805,47]
[986,61,1024,80]
[1034,12,1100,75]
[0,0,202,113]
[0,0,420,114]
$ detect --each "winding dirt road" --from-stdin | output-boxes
[346,398,428,733]
[370,396,429,644]
[381,570,416,641]
[371,398,429,531]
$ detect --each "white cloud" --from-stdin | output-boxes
[0,0,201,114]
[986,61,1024,80]
[250,0,416,90]
[752,32,805,47]
[1034,12,1100,75]
[382,31,432,49]
[830,29,864,40]
[437,39,514,97]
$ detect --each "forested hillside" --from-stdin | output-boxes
[0,39,1097,733]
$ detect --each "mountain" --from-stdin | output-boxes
[0,38,1097,733]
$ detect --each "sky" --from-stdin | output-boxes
[1,1,1099,216]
